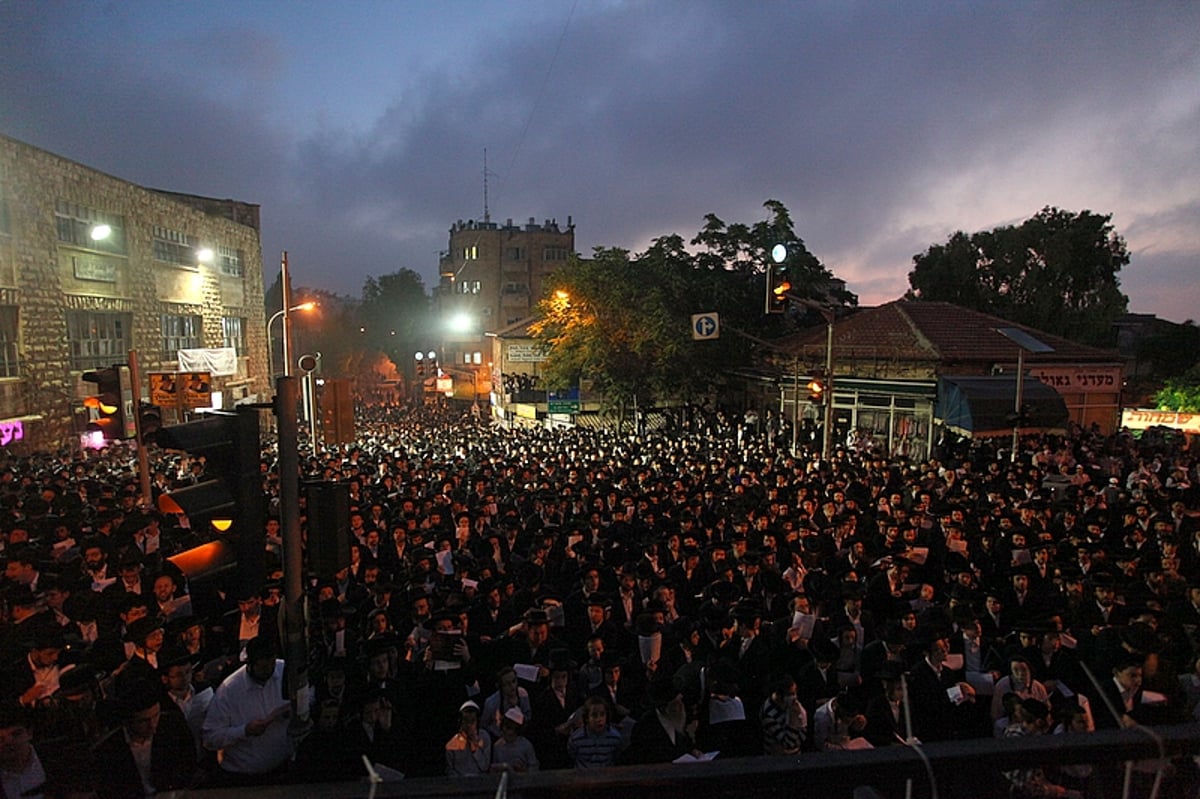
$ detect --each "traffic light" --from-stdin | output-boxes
[426,350,439,375]
[305,480,351,579]
[415,352,425,378]
[155,408,265,597]
[320,378,354,445]
[82,365,135,440]
[807,376,826,403]
[138,402,162,439]
[765,244,791,314]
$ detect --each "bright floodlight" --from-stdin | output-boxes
[771,244,788,263]
[448,313,473,333]
[89,224,112,242]
[414,352,424,361]
[196,247,214,263]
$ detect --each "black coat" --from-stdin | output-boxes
[90,701,197,798]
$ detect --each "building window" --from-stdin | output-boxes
[222,316,246,355]
[161,314,202,360]
[462,351,482,365]
[543,246,568,261]
[153,226,197,266]
[502,282,528,295]
[0,306,17,378]
[505,246,526,260]
[463,245,478,260]
[67,310,131,371]
[218,246,244,277]
[457,280,481,294]
[55,201,126,255]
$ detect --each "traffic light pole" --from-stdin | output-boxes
[276,376,311,728]
[127,351,152,507]
[783,293,836,459]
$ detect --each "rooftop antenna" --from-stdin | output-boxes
[483,148,490,224]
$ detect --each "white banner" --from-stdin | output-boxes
[1122,408,1200,434]
[178,348,238,376]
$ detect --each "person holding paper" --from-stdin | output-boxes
[622,680,700,765]
[201,636,294,785]
[905,629,976,742]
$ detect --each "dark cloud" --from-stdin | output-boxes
[2,1,1196,319]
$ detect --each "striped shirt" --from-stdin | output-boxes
[568,726,625,768]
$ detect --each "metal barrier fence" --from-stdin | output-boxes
[169,722,1200,799]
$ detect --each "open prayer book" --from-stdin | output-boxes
[674,751,720,763]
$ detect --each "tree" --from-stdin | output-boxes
[1137,320,1200,378]
[530,248,683,415]
[358,269,430,371]
[907,207,1129,345]
[530,201,857,416]
[1155,364,1200,413]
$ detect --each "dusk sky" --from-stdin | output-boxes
[2,1,1197,322]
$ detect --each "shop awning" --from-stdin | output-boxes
[935,375,1069,438]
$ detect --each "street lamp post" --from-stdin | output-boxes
[267,302,316,381]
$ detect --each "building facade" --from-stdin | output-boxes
[0,135,267,452]
[776,301,1124,459]
[433,216,574,399]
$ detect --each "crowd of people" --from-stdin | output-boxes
[2,400,1200,798]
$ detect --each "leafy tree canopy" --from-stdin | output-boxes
[1155,363,1200,413]
[906,206,1129,346]
[530,201,856,410]
[358,268,430,370]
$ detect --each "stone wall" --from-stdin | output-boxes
[0,135,266,452]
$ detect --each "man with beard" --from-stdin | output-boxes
[201,636,294,785]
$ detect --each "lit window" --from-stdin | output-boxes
[153,227,197,267]
[55,201,126,255]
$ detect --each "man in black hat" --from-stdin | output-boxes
[622,678,699,764]
[102,549,149,606]
[2,627,67,709]
[115,616,166,692]
[905,627,976,742]
[91,678,196,798]
[796,636,841,719]
[0,585,54,666]
[528,649,581,770]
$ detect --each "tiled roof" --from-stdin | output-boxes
[780,301,1119,364]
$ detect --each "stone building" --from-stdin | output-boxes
[436,214,576,357]
[432,216,574,400]
[0,135,266,452]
